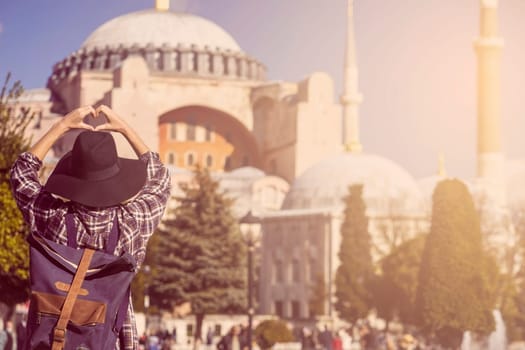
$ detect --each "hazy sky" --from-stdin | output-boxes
[1,0,525,180]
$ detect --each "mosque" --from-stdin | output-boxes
[14,0,520,326]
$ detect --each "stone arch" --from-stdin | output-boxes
[158,105,261,171]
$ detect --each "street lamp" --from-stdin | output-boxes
[239,210,262,350]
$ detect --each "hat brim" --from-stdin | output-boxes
[44,152,147,208]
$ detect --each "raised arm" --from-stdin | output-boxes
[95,105,149,157]
[29,106,95,161]
[11,106,96,231]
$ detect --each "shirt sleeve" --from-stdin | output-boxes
[9,152,65,233]
[122,151,171,248]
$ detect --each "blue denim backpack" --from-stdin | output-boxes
[26,213,137,350]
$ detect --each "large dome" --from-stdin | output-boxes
[49,9,265,89]
[283,153,423,215]
[81,10,242,52]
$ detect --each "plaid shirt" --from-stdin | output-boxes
[10,151,171,350]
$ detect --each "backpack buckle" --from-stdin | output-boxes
[54,327,66,343]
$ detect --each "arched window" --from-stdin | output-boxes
[167,152,176,165]
[224,156,232,171]
[191,52,198,72]
[186,152,195,166]
[154,51,162,70]
[169,122,177,140]
[205,124,213,141]
[206,154,213,168]
[174,51,181,71]
[186,119,196,141]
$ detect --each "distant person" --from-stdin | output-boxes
[300,327,315,350]
[319,325,333,350]
[207,327,215,347]
[217,325,246,350]
[332,330,342,350]
[360,324,379,350]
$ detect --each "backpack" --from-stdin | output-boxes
[26,213,137,350]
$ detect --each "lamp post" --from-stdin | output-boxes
[239,210,261,350]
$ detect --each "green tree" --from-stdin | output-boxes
[374,234,426,327]
[131,231,161,314]
[0,182,30,306]
[150,165,246,340]
[416,179,496,348]
[334,184,374,323]
[254,319,294,350]
[0,73,34,311]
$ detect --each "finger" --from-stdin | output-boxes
[79,123,95,131]
[100,105,112,117]
[80,106,94,118]
[96,105,109,118]
[94,123,111,131]
[79,105,92,114]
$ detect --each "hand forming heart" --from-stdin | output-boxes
[61,105,128,134]
[61,105,97,131]
[94,105,128,134]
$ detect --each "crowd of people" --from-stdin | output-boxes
[299,323,422,350]
[139,324,253,350]
[137,321,427,350]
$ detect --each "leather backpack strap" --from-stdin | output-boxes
[51,248,95,350]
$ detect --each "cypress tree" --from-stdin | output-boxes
[150,165,246,340]
[374,234,426,326]
[416,179,495,348]
[334,184,374,323]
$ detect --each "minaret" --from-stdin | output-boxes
[341,0,363,153]
[474,0,506,204]
[438,152,447,178]
[156,0,170,11]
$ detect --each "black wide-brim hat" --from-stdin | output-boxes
[44,131,147,208]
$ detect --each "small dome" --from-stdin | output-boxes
[215,167,265,192]
[228,166,266,179]
[82,10,242,52]
[283,153,423,215]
